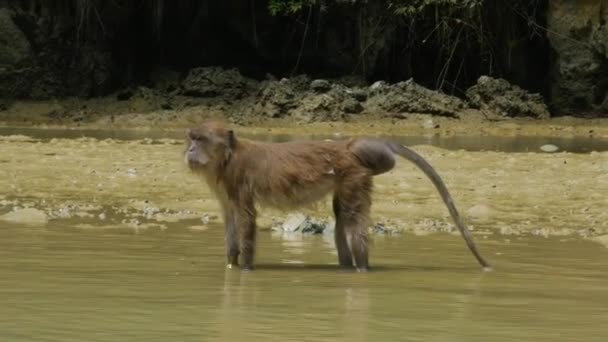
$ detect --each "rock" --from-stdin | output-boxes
[180,67,256,100]
[367,78,467,117]
[297,94,335,121]
[466,76,550,119]
[341,98,363,114]
[1,208,48,226]
[271,213,330,234]
[285,75,312,92]
[540,144,559,153]
[0,9,31,67]
[373,223,389,234]
[148,67,181,92]
[297,84,364,121]
[0,9,112,99]
[200,213,218,224]
[499,226,520,236]
[422,119,435,129]
[347,88,368,102]
[310,79,331,93]
[0,9,32,98]
[301,220,326,234]
[372,222,401,235]
[369,81,388,92]
[254,80,299,118]
[276,213,307,232]
[547,1,608,115]
[466,204,494,221]
[116,88,134,101]
[255,78,364,121]
[188,225,209,232]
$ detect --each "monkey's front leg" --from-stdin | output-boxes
[235,205,257,271]
[222,206,240,269]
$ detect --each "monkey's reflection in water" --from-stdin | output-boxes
[270,228,337,265]
[212,269,370,342]
[211,262,489,341]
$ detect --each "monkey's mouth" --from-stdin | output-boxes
[184,155,203,170]
[187,160,203,169]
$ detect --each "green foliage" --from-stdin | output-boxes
[388,0,483,16]
[267,0,483,17]
[268,0,316,15]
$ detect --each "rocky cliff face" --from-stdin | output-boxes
[0,7,113,99]
[547,0,608,115]
[1,1,607,118]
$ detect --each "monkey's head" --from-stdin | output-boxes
[184,121,236,172]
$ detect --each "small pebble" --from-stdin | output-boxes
[540,144,559,153]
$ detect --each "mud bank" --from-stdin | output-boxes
[2,103,608,143]
[1,133,606,244]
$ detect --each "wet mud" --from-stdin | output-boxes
[1,127,607,242]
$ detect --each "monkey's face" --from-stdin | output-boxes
[184,125,235,171]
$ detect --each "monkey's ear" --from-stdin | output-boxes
[226,130,236,149]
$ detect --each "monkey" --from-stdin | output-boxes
[184,120,491,272]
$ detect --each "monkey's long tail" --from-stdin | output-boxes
[388,142,492,270]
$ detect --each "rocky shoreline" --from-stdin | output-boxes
[1,66,552,126]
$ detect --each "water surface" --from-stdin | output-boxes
[1,126,607,153]
[1,221,607,342]
[1,125,607,341]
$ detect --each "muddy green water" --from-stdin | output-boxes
[1,221,607,342]
[2,126,608,153]
[2,126,608,341]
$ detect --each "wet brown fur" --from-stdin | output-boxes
[185,120,491,272]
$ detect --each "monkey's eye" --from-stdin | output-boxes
[196,135,209,142]
[188,131,207,142]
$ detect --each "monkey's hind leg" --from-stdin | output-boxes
[336,176,373,272]
[333,195,354,268]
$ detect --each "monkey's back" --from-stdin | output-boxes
[230,139,355,209]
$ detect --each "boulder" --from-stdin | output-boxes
[366,78,467,117]
[180,67,256,100]
[466,76,550,119]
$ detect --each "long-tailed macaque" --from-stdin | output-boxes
[184,120,491,272]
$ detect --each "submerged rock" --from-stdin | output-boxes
[283,214,306,232]
[540,144,559,153]
[372,222,401,235]
[273,214,403,236]
[271,213,330,234]
[0,207,48,226]
[466,76,550,119]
